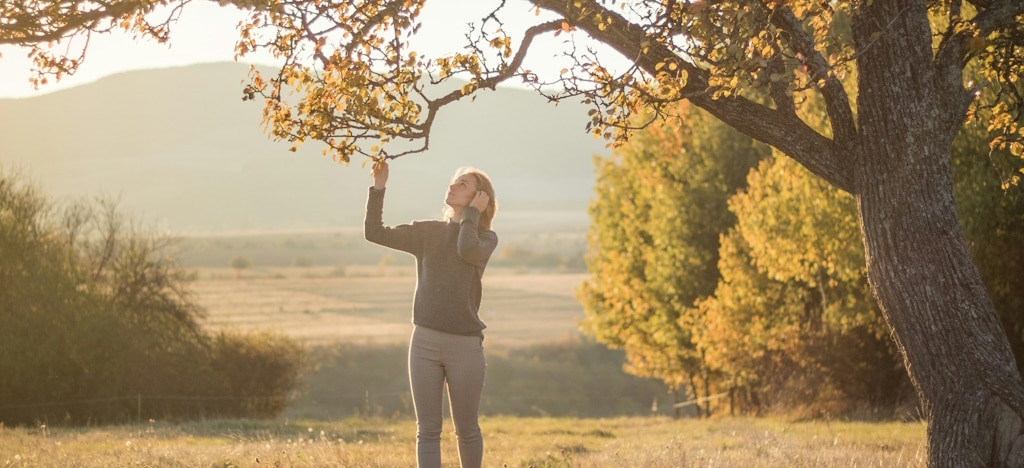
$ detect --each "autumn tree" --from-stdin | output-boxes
[698,154,908,417]
[579,101,766,415]
[587,95,909,419]
[6,0,1024,463]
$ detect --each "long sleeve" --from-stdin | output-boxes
[456,207,498,267]
[363,187,497,336]
[364,187,418,255]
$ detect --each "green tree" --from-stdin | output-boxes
[230,255,252,278]
[7,0,1024,462]
[579,101,766,413]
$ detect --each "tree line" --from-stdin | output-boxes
[0,170,305,426]
[581,99,1024,419]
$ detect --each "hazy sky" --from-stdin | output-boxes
[0,3,256,98]
[0,2,610,99]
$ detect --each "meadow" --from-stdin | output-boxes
[0,416,926,467]
[0,235,929,466]
[190,266,590,348]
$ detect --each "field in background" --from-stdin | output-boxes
[0,416,927,467]
[192,266,588,347]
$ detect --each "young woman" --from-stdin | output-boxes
[364,161,498,468]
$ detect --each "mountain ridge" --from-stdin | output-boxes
[0,62,606,233]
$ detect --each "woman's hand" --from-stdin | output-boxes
[469,191,489,212]
[372,160,389,190]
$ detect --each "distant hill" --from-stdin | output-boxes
[0,62,608,233]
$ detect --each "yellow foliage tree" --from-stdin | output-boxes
[697,154,904,418]
[580,101,766,415]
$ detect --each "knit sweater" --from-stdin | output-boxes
[364,187,499,336]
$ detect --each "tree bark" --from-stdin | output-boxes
[852,1,1024,465]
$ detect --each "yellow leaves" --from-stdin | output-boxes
[592,12,612,31]
[654,60,678,72]
[640,40,651,55]
[488,36,513,59]
[1011,141,1024,157]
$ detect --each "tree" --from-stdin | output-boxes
[698,154,907,418]
[6,0,1024,463]
[0,0,187,88]
[230,255,252,278]
[579,101,766,414]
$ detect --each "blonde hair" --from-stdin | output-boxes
[444,167,498,230]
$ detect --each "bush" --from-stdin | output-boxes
[0,170,306,426]
[209,331,308,418]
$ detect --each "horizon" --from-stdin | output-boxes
[0,61,604,236]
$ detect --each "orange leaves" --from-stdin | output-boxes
[553,20,575,37]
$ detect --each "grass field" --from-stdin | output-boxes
[0,416,926,467]
[191,267,589,347]
[0,268,932,465]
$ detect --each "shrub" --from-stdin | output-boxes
[209,331,308,418]
[0,170,305,426]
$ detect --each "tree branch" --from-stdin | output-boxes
[0,1,174,45]
[933,0,1024,139]
[972,0,1024,34]
[531,0,853,193]
[405,19,564,157]
[770,7,858,150]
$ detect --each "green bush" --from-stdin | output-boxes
[0,170,305,426]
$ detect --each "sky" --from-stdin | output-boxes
[0,2,607,99]
[0,2,258,98]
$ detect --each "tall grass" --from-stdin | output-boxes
[0,416,925,467]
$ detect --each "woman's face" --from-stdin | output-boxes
[445,174,478,209]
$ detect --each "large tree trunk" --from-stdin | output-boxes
[853,1,1024,465]
[554,0,1024,461]
[856,122,1024,467]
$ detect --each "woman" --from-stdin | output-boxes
[364,161,498,468]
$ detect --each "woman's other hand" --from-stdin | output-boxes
[469,190,489,212]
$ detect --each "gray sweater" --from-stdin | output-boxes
[364,187,498,336]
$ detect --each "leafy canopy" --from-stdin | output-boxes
[220,0,1024,182]
[3,1,1022,180]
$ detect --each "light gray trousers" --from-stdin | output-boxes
[408,325,486,468]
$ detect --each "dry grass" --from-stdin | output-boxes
[191,267,588,347]
[152,268,931,467]
[0,416,926,467]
